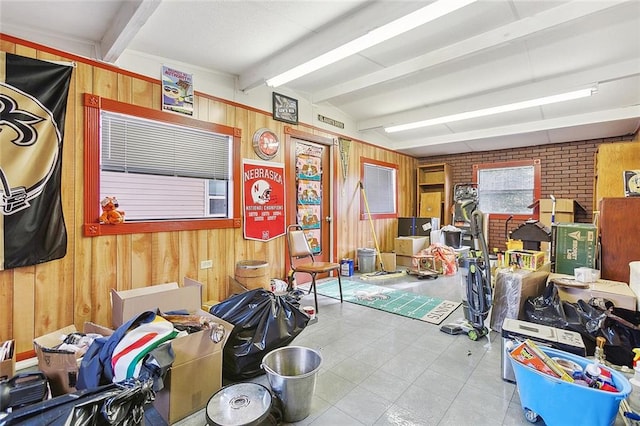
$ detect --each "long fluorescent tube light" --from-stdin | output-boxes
[385,87,597,133]
[265,0,477,88]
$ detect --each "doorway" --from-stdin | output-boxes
[285,128,335,283]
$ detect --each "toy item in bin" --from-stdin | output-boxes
[509,342,630,425]
[510,339,574,382]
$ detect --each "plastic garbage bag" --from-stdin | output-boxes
[0,379,154,426]
[210,289,309,381]
[524,282,640,367]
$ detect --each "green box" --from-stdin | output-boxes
[553,223,597,275]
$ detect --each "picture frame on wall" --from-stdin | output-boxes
[272,92,298,124]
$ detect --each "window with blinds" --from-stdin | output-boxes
[100,111,233,220]
[360,159,398,219]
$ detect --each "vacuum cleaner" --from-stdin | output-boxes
[440,210,493,341]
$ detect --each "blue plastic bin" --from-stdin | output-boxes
[509,346,631,426]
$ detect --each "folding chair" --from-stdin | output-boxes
[286,224,343,313]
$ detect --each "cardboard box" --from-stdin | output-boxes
[538,199,577,228]
[553,223,597,275]
[380,252,396,272]
[551,273,637,310]
[394,236,428,256]
[505,249,546,271]
[396,255,413,267]
[0,339,15,380]
[33,322,112,396]
[111,278,233,424]
[490,268,550,332]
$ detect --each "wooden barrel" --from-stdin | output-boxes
[235,260,270,290]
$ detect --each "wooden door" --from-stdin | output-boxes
[285,128,334,283]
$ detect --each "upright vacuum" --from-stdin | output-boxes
[464,210,493,340]
[440,210,493,341]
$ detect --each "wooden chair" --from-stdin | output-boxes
[286,224,343,313]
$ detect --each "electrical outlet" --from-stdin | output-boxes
[200,259,213,269]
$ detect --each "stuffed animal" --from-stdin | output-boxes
[99,196,125,224]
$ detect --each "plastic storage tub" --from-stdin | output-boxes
[509,346,631,425]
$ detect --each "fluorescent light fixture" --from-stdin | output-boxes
[265,0,477,88]
[385,87,597,133]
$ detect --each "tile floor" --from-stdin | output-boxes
[176,272,626,426]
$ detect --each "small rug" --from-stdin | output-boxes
[360,270,407,280]
[310,279,460,325]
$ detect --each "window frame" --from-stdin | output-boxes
[472,159,541,221]
[83,93,242,236]
[359,157,398,220]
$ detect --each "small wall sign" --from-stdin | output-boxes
[272,92,298,124]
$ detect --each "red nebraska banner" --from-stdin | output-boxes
[243,160,285,241]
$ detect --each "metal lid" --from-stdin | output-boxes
[206,383,272,426]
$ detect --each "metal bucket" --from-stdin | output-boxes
[206,383,275,426]
[261,346,322,423]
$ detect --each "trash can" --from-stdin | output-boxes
[261,346,322,422]
[357,248,376,273]
[443,230,462,248]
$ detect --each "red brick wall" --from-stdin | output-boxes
[420,136,635,251]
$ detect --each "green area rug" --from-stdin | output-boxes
[311,279,460,325]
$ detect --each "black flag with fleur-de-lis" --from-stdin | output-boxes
[0,53,73,270]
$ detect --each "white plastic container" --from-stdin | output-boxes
[629,261,640,311]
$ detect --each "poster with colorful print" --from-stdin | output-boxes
[161,65,194,116]
[297,205,321,229]
[296,154,321,181]
[304,228,321,254]
[243,159,285,241]
[297,180,321,205]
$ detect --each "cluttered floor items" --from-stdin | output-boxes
[508,339,631,425]
[309,278,460,325]
[0,286,320,426]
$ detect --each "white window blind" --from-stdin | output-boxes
[101,111,231,180]
[363,163,397,214]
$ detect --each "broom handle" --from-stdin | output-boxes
[359,181,383,270]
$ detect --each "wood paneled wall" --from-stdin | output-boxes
[0,37,416,357]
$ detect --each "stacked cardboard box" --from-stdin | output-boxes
[550,273,637,310]
[553,223,597,275]
[0,339,15,380]
[33,323,112,396]
[111,278,233,424]
[505,249,546,271]
[395,236,429,266]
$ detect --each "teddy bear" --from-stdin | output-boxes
[99,196,125,224]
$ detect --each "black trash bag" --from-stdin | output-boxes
[589,302,640,367]
[210,289,309,381]
[523,282,570,330]
[524,283,640,367]
[0,379,154,426]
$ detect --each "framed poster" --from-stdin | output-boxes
[272,92,298,124]
[162,65,194,116]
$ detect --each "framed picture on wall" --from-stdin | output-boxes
[272,92,298,124]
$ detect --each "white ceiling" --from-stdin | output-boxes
[2,0,639,157]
